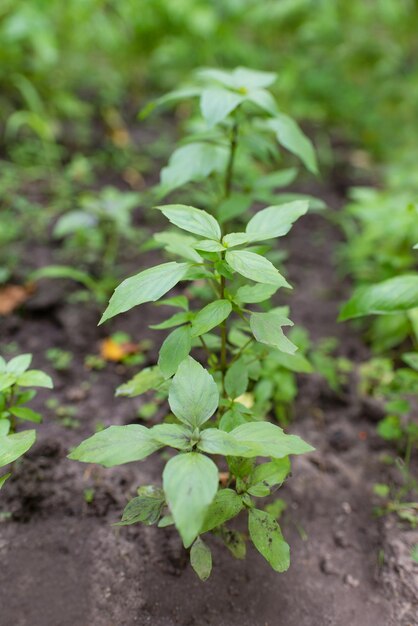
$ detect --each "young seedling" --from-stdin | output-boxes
[31,187,142,303]
[70,67,317,579]
[0,353,53,488]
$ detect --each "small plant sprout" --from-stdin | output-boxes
[0,353,53,488]
[70,67,317,579]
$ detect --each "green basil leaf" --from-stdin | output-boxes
[68,425,161,467]
[160,142,228,193]
[190,537,212,581]
[163,452,218,547]
[246,89,278,115]
[116,487,165,526]
[250,311,297,354]
[268,114,318,174]
[230,421,314,458]
[248,508,290,572]
[156,204,221,241]
[156,295,189,311]
[200,488,243,534]
[150,312,191,330]
[153,231,203,263]
[151,424,191,450]
[158,326,192,379]
[191,300,232,337]
[225,250,290,287]
[200,87,244,127]
[225,359,249,399]
[100,262,190,324]
[0,473,11,490]
[0,373,16,392]
[6,354,32,375]
[168,357,219,428]
[246,201,308,241]
[339,275,418,320]
[17,370,53,389]
[197,428,251,456]
[0,430,36,467]
[248,458,291,496]
[9,407,42,424]
[116,366,166,397]
[235,283,278,304]
[193,240,226,252]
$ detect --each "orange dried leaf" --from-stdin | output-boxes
[100,338,140,362]
[0,283,34,315]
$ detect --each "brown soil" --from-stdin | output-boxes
[0,182,417,626]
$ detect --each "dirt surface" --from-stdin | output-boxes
[1,183,417,626]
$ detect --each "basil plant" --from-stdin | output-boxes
[0,354,53,489]
[70,67,316,580]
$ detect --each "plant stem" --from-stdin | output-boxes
[199,335,212,359]
[220,273,228,398]
[218,114,239,400]
[224,118,239,199]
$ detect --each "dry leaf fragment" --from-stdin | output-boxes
[0,283,35,315]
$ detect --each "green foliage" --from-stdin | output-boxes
[70,71,316,579]
[0,353,53,477]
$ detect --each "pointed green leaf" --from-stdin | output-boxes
[116,366,166,397]
[230,421,314,458]
[0,373,16,392]
[200,88,244,127]
[160,142,228,192]
[198,67,277,91]
[191,300,232,337]
[100,262,190,324]
[156,295,189,311]
[68,425,161,467]
[193,240,226,252]
[156,205,221,241]
[6,354,32,375]
[246,89,278,115]
[163,452,218,547]
[248,458,291,496]
[154,231,203,263]
[248,508,290,572]
[158,326,192,379]
[339,275,418,320]
[198,428,251,456]
[17,370,53,389]
[168,357,219,428]
[235,283,278,304]
[250,311,297,354]
[269,114,318,174]
[225,250,290,287]
[190,537,212,581]
[151,424,191,450]
[0,430,36,467]
[246,201,308,241]
[116,487,165,526]
[200,488,243,534]
[150,311,190,330]
[225,359,249,399]
[0,473,11,489]
[222,232,251,248]
[9,407,42,424]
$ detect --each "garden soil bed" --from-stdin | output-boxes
[1,182,417,626]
